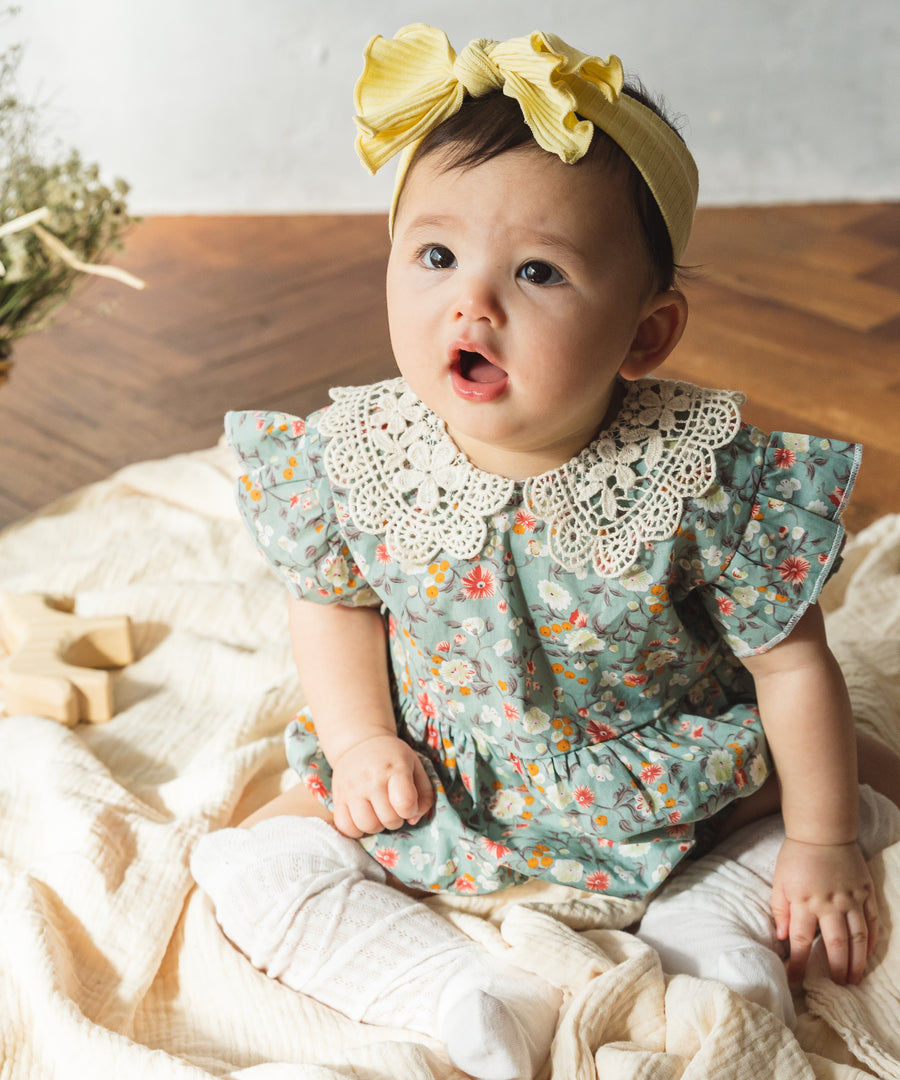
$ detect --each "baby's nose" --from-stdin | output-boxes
[453,273,505,325]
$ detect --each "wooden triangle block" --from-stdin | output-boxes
[0,592,135,726]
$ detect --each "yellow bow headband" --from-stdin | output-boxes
[354,24,699,264]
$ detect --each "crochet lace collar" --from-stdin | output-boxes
[318,377,743,577]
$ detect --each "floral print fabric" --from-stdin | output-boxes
[226,378,860,900]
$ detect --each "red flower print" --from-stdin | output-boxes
[374,847,400,869]
[462,772,473,792]
[585,870,611,892]
[503,702,520,722]
[818,552,829,564]
[773,447,796,469]
[778,555,810,585]
[255,417,266,430]
[304,771,327,799]
[461,565,496,599]
[436,640,451,652]
[667,817,686,833]
[828,486,845,508]
[425,724,440,750]
[587,719,617,743]
[514,509,536,531]
[716,595,735,616]
[291,419,305,437]
[481,837,512,859]
[569,608,588,628]
[509,753,524,776]
[735,767,748,788]
[640,763,664,784]
[453,876,478,893]
[376,543,391,564]
[418,692,436,719]
[454,633,465,645]
[623,672,649,687]
[497,599,508,613]
[692,726,704,739]
[573,785,595,808]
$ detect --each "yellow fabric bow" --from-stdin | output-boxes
[353,24,699,263]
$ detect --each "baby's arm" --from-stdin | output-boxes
[288,597,434,838]
[741,604,878,985]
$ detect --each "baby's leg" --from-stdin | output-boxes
[636,785,900,1026]
[191,808,560,1080]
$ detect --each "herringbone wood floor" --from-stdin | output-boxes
[1,203,898,533]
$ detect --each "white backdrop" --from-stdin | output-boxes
[10,0,900,214]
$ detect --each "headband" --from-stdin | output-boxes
[353,24,699,264]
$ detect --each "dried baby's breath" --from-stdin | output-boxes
[0,7,139,379]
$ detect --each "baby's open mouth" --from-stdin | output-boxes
[457,350,507,385]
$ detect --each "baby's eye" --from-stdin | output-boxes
[420,245,457,270]
[518,260,564,285]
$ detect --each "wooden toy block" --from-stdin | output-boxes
[0,592,135,726]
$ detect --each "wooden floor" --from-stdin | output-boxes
[1,203,898,534]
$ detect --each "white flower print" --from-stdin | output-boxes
[696,486,731,512]
[462,617,485,636]
[620,567,653,592]
[775,478,801,498]
[322,554,352,588]
[276,534,297,554]
[732,586,757,609]
[545,782,575,811]
[645,649,677,671]
[488,788,525,819]
[537,579,572,612]
[409,845,433,869]
[493,638,513,656]
[749,754,769,787]
[704,749,734,784]
[701,545,724,567]
[522,707,551,734]
[782,433,810,453]
[806,499,828,515]
[565,628,604,653]
[255,520,274,548]
[551,860,584,884]
[619,841,651,857]
[439,658,475,686]
[481,706,504,728]
[587,762,613,782]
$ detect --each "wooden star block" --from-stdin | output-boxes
[0,592,135,726]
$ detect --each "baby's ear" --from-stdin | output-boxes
[619,290,688,380]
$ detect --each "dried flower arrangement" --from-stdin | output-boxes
[0,7,143,384]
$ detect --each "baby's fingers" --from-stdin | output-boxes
[785,909,819,983]
[387,769,423,823]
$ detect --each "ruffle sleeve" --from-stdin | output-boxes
[692,429,861,657]
[225,409,380,607]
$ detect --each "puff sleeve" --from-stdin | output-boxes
[225,409,380,607]
[689,428,861,657]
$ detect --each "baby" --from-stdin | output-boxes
[192,25,900,1079]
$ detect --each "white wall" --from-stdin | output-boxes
[10,0,900,214]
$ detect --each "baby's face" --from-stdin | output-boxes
[386,145,670,479]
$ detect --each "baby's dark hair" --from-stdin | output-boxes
[413,85,686,291]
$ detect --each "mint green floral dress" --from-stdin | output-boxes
[227,377,860,901]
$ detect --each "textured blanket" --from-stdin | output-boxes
[0,440,898,1080]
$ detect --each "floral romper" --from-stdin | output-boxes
[227,376,860,901]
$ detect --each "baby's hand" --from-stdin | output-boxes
[771,837,878,985]
[330,733,434,839]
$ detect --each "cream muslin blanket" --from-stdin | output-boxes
[0,440,898,1080]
